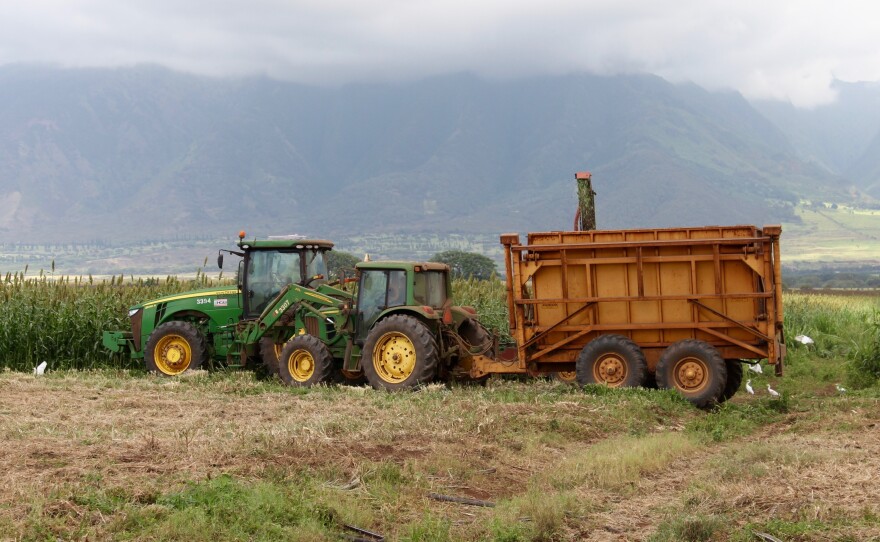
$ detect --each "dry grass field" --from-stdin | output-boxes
[1,364,878,542]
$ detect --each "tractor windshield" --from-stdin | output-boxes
[246,250,302,315]
[413,270,447,308]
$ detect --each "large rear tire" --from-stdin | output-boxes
[576,334,648,388]
[656,339,727,409]
[362,315,439,391]
[145,321,208,376]
[278,335,334,387]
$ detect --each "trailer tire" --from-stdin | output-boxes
[721,359,744,402]
[259,337,283,375]
[576,334,648,388]
[145,321,208,376]
[552,371,579,384]
[362,315,439,391]
[656,340,727,409]
[333,368,367,385]
[278,334,334,387]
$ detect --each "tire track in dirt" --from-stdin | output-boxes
[577,412,880,541]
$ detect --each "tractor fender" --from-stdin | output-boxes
[371,307,440,332]
[157,309,212,327]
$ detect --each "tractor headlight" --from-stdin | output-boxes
[129,308,141,317]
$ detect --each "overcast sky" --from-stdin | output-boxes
[1,1,878,108]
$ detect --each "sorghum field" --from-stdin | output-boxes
[1,275,879,541]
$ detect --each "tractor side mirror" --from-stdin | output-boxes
[217,253,224,269]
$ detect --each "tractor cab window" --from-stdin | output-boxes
[413,271,447,308]
[247,250,302,315]
[304,249,328,284]
[357,269,407,332]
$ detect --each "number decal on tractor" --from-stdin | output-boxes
[196,298,212,305]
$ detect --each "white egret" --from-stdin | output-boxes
[745,379,754,394]
[767,384,780,397]
[33,361,47,375]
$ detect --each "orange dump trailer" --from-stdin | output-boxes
[471,225,784,407]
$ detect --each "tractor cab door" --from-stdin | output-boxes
[243,250,303,318]
[355,269,407,342]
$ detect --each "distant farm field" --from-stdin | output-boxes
[782,204,880,264]
[1,277,879,540]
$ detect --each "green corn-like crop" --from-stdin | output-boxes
[0,273,219,371]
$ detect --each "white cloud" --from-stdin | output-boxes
[1,0,878,107]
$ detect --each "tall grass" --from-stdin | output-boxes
[450,277,510,339]
[783,292,880,388]
[0,271,217,371]
[0,273,507,372]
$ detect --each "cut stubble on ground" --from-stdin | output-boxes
[0,371,878,541]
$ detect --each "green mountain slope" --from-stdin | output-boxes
[0,66,854,242]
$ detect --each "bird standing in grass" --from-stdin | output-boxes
[745,379,754,394]
[33,361,47,375]
[748,363,763,374]
[767,384,780,397]
[836,383,847,394]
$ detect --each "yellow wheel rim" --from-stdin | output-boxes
[154,334,192,375]
[287,349,315,382]
[593,353,627,387]
[672,357,708,392]
[556,371,578,383]
[373,332,417,384]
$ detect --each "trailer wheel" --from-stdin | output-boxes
[576,334,648,388]
[259,337,284,375]
[552,371,578,384]
[145,321,208,376]
[721,359,744,402]
[334,368,367,385]
[656,340,727,409]
[278,335,334,387]
[362,315,439,391]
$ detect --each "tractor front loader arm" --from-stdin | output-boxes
[240,283,343,346]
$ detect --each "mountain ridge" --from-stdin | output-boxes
[0,65,876,243]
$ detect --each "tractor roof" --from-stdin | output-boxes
[356,261,449,272]
[238,238,334,250]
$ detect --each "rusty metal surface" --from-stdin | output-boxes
[498,224,784,374]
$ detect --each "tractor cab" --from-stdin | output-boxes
[219,235,334,319]
[353,261,451,342]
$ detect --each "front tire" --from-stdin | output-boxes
[656,339,727,409]
[278,335,334,387]
[576,334,648,388]
[259,337,284,375]
[362,315,439,391]
[145,321,208,376]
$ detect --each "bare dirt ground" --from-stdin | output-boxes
[0,372,878,541]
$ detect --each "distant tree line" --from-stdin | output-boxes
[784,270,880,290]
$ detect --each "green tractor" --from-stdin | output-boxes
[277,260,494,390]
[103,234,493,390]
[103,234,350,376]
